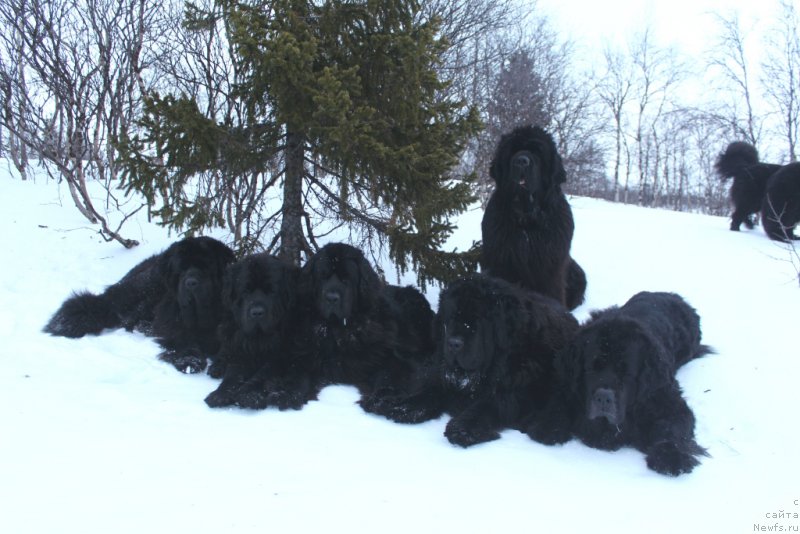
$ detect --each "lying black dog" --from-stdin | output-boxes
[297,243,433,408]
[481,125,586,310]
[44,236,235,373]
[205,254,317,410]
[762,162,800,242]
[526,291,711,476]
[364,274,579,448]
[715,141,781,232]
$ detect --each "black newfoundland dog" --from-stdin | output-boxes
[526,292,711,476]
[762,162,800,242]
[364,274,579,448]
[204,254,318,410]
[715,141,782,232]
[297,243,434,407]
[481,125,586,310]
[44,236,235,373]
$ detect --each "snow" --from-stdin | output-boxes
[1,162,799,533]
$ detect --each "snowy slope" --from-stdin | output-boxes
[1,164,798,534]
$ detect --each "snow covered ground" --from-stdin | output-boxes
[1,162,798,533]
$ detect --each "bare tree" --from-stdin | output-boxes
[0,0,167,247]
[0,4,30,179]
[708,12,763,146]
[421,0,528,114]
[596,46,635,203]
[465,12,609,203]
[684,109,730,215]
[628,29,685,207]
[761,0,800,162]
[420,0,542,195]
[133,0,282,253]
[551,75,607,198]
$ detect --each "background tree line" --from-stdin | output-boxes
[0,0,798,284]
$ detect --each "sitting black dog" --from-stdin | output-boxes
[44,236,235,373]
[364,274,579,448]
[296,243,433,408]
[526,291,711,476]
[480,125,586,310]
[205,254,317,410]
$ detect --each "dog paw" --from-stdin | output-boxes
[267,389,310,411]
[235,390,269,410]
[646,441,701,476]
[207,360,227,379]
[525,419,571,446]
[444,420,500,448]
[360,395,439,423]
[159,350,206,374]
[204,388,236,408]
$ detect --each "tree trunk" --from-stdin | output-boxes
[613,116,622,203]
[279,129,306,266]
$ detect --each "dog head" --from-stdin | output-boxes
[489,125,566,199]
[158,236,235,322]
[302,243,381,324]
[435,275,530,393]
[222,254,298,335]
[557,316,673,428]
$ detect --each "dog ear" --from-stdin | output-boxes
[488,289,525,363]
[280,264,299,311]
[634,335,674,402]
[220,261,240,310]
[489,152,505,184]
[550,148,567,185]
[207,238,236,264]
[208,240,236,281]
[356,255,381,311]
[214,260,240,337]
[553,342,584,401]
[432,311,445,359]
[489,132,513,185]
[157,246,181,293]
[297,255,318,304]
[535,305,579,354]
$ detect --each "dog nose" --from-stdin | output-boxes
[248,304,266,318]
[325,291,341,304]
[592,388,616,411]
[447,336,464,353]
[184,276,199,290]
[513,154,531,168]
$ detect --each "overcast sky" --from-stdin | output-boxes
[536,0,770,57]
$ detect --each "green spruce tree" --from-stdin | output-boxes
[120,0,481,287]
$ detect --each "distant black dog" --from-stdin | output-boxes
[481,125,586,310]
[526,292,711,476]
[205,254,317,410]
[762,162,800,242]
[364,274,579,448]
[44,236,235,373]
[297,243,433,408]
[715,141,781,232]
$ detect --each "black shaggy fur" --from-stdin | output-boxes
[715,141,782,232]
[526,291,711,476]
[44,236,235,373]
[365,274,579,448]
[480,125,586,310]
[204,254,317,410]
[296,243,434,408]
[762,162,800,242]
